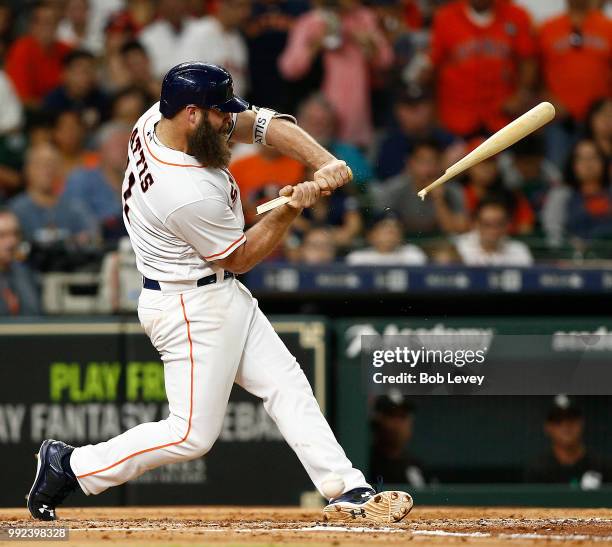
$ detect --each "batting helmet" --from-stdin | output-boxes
[159,62,248,118]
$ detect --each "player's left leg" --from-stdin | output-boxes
[233,302,368,494]
[233,288,413,523]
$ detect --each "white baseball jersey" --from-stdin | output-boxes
[69,101,369,502]
[122,102,245,282]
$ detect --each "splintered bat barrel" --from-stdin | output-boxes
[417,102,556,200]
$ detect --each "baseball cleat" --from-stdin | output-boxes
[323,487,413,524]
[27,440,78,521]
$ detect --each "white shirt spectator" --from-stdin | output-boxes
[346,245,427,266]
[178,16,249,95]
[455,231,533,267]
[57,17,105,54]
[139,17,197,78]
[0,71,22,134]
[90,0,124,31]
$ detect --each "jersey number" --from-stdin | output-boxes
[123,171,154,224]
[123,172,136,224]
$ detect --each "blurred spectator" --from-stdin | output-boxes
[525,395,611,488]
[229,146,305,225]
[139,0,197,79]
[8,144,98,253]
[26,112,54,148]
[499,135,562,218]
[586,98,612,161]
[425,239,462,265]
[296,226,337,264]
[57,0,105,54]
[538,0,612,165]
[346,212,426,265]
[0,208,40,316]
[462,138,535,235]
[5,2,72,108]
[369,394,427,487]
[179,0,251,95]
[110,85,151,126]
[0,69,24,199]
[52,110,99,186]
[368,0,423,126]
[0,1,16,61]
[279,0,393,147]
[104,0,155,38]
[455,198,534,266]
[43,49,109,129]
[63,122,131,244]
[375,85,454,180]
[424,0,536,137]
[115,40,160,99]
[602,0,612,18]
[544,139,612,244]
[372,0,422,42]
[373,0,422,36]
[245,0,310,111]
[297,93,373,186]
[298,187,363,248]
[371,140,465,235]
[88,0,125,35]
[514,0,565,24]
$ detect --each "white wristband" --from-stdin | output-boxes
[253,107,276,146]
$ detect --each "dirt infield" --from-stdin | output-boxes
[1,506,611,546]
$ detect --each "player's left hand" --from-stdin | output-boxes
[279,180,322,210]
[313,159,352,195]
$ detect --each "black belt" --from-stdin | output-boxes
[143,271,234,291]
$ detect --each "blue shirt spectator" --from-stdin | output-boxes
[63,122,132,244]
[543,139,612,244]
[298,188,363,248]
[10,192,96,245]
[0,208,40,316]
[375,86,454,180]
[43,49,109,129]
[63,167,121,238]
[8,143,98,248]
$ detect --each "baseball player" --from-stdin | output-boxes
[27,62,412,524]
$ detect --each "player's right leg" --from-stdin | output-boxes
[28,279,252,520]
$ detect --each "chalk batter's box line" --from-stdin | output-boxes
[64,525,612,542]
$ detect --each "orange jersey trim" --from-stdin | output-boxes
[142,114,206,168]
[76,294,195,479]
[204,234,246,260]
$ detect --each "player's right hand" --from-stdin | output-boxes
[279,181,321,210]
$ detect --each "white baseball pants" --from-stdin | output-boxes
[70,276,368,497]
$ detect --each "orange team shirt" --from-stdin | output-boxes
[429,0,536,136]
[229,154,305,201]
[5,36,71,103]
[539,10,612,121]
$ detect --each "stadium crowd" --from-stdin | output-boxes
[1,0,612,314]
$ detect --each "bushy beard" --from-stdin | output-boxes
[187,115,232,168]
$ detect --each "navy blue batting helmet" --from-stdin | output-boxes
[159,62,248,118]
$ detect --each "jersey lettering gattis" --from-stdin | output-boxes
[122,102,245,281]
